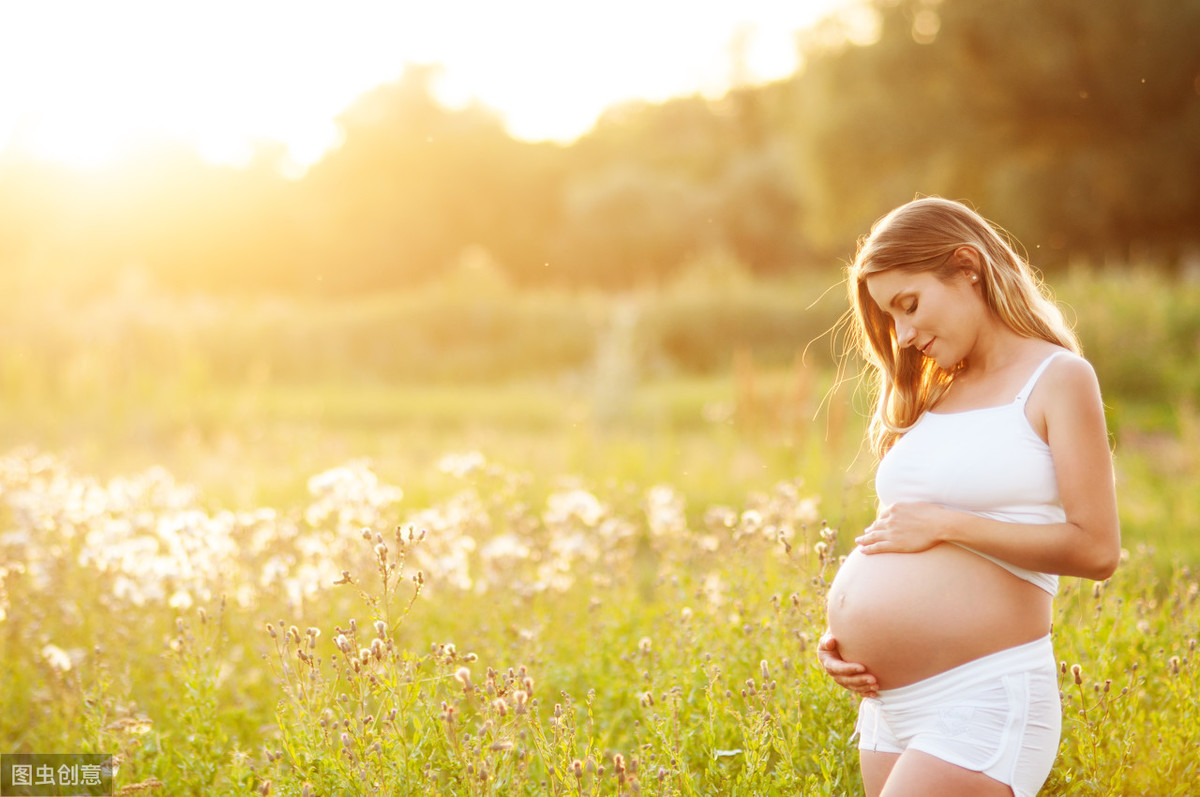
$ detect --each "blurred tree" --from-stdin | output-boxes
[561,88,810,283]
[572,94,736,182]
[299,65,491,292]
[712,145,807,274]
[300,65,566,292]
[3,0,1198,299]
[553,166,711,288]
[798,0,1200,267]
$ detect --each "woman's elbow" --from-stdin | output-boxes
[1084,531,1122,581]
[1065,522,1120,580]
[1087,552,1120,581]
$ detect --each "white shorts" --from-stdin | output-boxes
[854,635,1061,797]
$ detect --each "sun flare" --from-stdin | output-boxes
[0,0,851,173]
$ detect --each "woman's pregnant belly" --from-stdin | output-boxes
[827,543,1052,690]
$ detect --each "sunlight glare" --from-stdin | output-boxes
[0,0,853,171]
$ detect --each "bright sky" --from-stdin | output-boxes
[0,0,856,174]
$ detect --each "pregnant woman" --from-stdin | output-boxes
[818,198,1120,797]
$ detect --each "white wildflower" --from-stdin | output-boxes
[42,644,73,673]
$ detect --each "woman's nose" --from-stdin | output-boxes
[895,319,916,347]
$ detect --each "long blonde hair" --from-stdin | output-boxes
[847,197,1080,459]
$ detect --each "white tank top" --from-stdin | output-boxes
[874,351,1073,595]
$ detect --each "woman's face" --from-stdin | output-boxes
[864,265,983,369]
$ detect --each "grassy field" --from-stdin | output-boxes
[2,272,1199,795]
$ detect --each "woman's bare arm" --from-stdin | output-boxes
[855,356,1121,580]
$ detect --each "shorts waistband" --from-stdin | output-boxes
[876,635,1054,709]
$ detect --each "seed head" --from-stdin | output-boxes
[1071,664,1083,685]
[374,620,387,638]
[572,759,584,779]
[41,645,72,673]
[455,667,474,690]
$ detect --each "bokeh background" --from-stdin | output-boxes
[3,3,1200,793]
[1,0,1198,544]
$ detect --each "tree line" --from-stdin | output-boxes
[2,0,1197,300]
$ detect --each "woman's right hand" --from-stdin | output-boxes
[817,630,878,698]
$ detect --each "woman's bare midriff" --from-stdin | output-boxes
[826,543,1052,690]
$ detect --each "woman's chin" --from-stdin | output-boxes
[931,351,962,370]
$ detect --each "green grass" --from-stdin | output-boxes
[3,269,1199,794]
[1,364,1198,795]
[0,364,877,532]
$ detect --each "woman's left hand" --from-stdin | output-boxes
[855,502,950,554]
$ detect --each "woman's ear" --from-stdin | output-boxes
[953,246,981,284]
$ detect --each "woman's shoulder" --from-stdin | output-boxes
[1041,347,1097,383]
[1037,348,1103,408]
[1023,347,1105,444]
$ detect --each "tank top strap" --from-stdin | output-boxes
[1014,350,1072,406]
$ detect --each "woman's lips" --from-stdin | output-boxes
[920,339,935,356]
